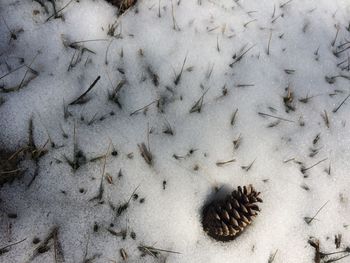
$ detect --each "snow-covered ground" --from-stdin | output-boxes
[1,0,350,262]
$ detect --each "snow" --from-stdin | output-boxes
[1,0,350,262]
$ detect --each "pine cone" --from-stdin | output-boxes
[202,185,262,242]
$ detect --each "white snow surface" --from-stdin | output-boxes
[1,0,350,262]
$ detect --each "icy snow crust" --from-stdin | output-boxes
[1,0,350,262]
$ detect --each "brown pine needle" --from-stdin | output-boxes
[321,110,330,128]
[189,88,210,113]
[69,76,101,105]
[138,245,181,257]
[333,94,350,113]
[89,142,111,202]
[46,0,75,21]
[0,64,26,81]
[230,44,256,67]
[230,108,238,126]
[241,159,256,171]
[174,54,187,85]
[301,158,328,173]
[268,249,278,263]
[0,238,27,254]
[258,112,294,122]
[304,200,329,224]
[216,159,236,166]
[280,0,293,8]
[267,30,272,55]
[138,143,153,166]
[130,100,158,116]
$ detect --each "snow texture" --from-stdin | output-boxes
[1,0,350,262]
